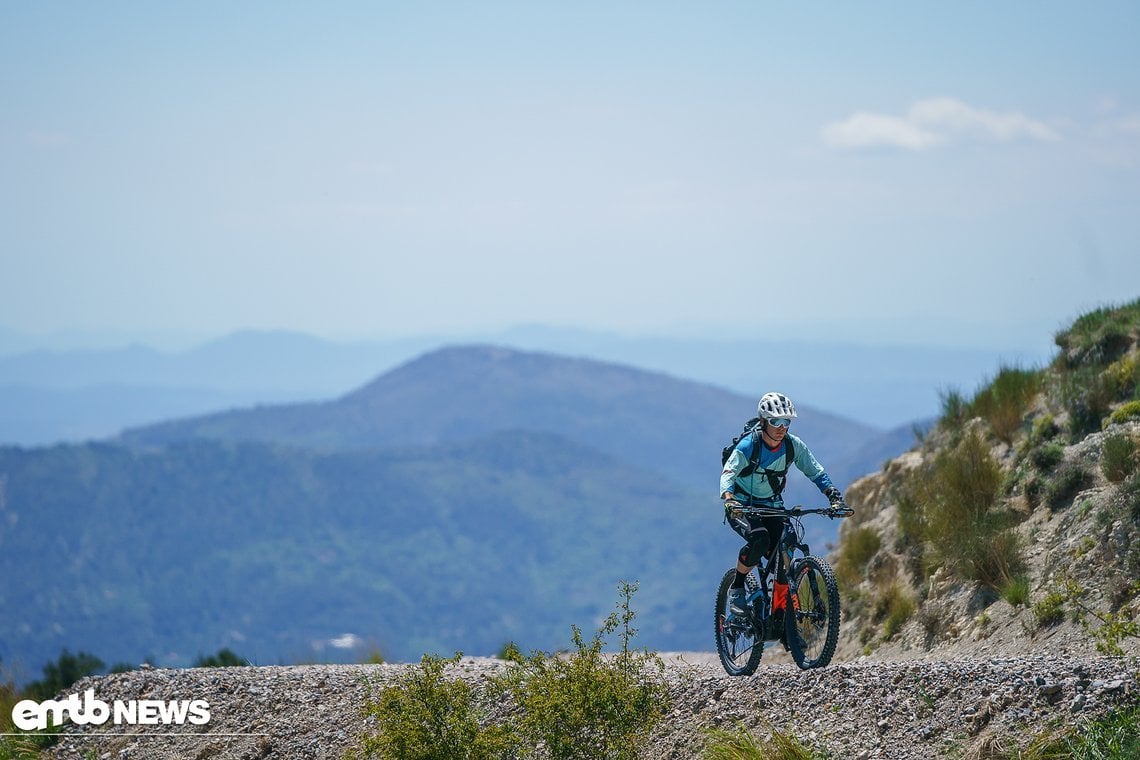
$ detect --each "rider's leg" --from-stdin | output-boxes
[734,528,770,588]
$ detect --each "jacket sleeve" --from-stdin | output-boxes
[720,446,747,497]
[790,434,835,493]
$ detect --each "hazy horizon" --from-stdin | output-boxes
[3,3,1138,359]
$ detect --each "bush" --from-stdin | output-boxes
[1042,462,1094,510]
[1028,413,1061,448]
[1054,366,1115,439]
[873,582,916,640]
[1001,575,1030,607]
[1063,706,1140,758]
[1033,590,1066,628]
[896,431,1024,588]
[1054,298,1140,369]
[1122,470,1140,523]
[1105,353,1140,401]
[1014,706,1140,759]
[1102,432,1138,483]
[352,653,518,760]
[704,721,823,760]
[1109,400,1140,426]
[508,581,669,760]
[938,387,968,431]
[969,366,1042,443]
[834,526,881,587]
[1030,441,1065,472]
[351,582,669,760]
[192,648,247,668]
[23,650,105,702]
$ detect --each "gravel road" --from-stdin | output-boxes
[39,652,1138,759]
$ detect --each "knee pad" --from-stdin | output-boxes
[738,532,770,567]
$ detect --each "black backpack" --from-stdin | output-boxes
[720,417,796,496]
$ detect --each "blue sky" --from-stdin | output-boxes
[2,2,1138,354]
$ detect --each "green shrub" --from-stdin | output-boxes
[1028,413,1061,448]
[507,581,669,760]
[1033,590,1066,628]
[352,583,668,760]
[192,648,247,668]
[1054,298,1140,369]
[1102,432,1138,483]
[1105,353,1140,401]
[1064,706,1140,758]
[969,365,1042,443]
[1001,575,1030,607]
[352,653,519,760]
[703,721,823,760]
[1109,400,1140,426]
[896,431,1024,588]
[835,526,881,587]
[22,649,105,702]
[874,582,915,640]
[1054,366,1116,439]
[1030,441,1065,471]
[1042,462,1094,510]
[1018,705,1140,759]
[1123,470,1140,523]
[938,387,968,431]
[1,658,63,759]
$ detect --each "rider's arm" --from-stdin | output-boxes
[788,433,835,494]
[719,445,749,500]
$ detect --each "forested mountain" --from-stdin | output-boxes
[1,345,909,676]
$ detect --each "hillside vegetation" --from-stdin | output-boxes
[833,298,1140,662]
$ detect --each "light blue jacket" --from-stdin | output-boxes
[719,431,834,505]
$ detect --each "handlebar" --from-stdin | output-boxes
[738,504,854,520]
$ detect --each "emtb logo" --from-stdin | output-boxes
[11,688,211,731]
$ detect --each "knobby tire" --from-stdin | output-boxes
[785,555,841,669]
[714,569,763,676]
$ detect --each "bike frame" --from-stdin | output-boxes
[734,505,848,636]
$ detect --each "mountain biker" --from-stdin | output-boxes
[720,391,847,641]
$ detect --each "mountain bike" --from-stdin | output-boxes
[714,504,853,675]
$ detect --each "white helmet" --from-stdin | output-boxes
[757,392,796,421]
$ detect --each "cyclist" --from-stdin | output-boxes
[720,391,847,640]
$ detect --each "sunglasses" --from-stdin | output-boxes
[766,417,792,429]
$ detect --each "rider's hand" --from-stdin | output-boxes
[723,498,743,521]
[824,486,844,506]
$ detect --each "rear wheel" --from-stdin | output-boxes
[785,556,840,669]
[715,569,763,676]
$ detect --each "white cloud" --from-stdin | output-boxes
[820,112,941,151]
[821,97,1059,151]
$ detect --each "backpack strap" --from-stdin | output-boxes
[760,436,795,496]
[740,435,763,478]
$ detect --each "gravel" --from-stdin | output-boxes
[41,652,1139,759]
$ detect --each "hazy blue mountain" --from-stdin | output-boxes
[118,345,880,500]
[0,326,1052,447]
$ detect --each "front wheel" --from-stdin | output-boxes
[785,556,840,669]
[714,569,762,676]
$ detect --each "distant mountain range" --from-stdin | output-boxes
[0,326,1048,445]
[0,345,927,677]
